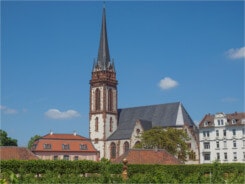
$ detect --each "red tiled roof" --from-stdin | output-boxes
[113,149,183,165]
[0,146,38,160]
[32,133,98,153]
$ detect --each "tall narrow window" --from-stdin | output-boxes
[95,117,99,132]
[216,141,220,149]
[216,153,220,160]
[216,130,219,137]
[223,130,226,137]
[108,89,113,111]
[224,152,227,160]
[232,129,236,136]
[110,142,116,159]
[124,141,129,153]
[109,117,113,132]
[95,88,100,111]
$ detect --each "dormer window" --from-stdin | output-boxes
[232,119,236,124]
[80,144,88,150]
[204,121,208,126]
[62,144,70,150]
[43,144,52,149]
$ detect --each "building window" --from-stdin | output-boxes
[108,89,113,111]
[80,144,88,150]
[233,140,237,148]
[110,142,116,159]
[124,141,129,153]
[243,128,245,135]
[223,141,227,148]
[243,140,245,147]
[204,153,210,161]
[43,144,52,149]
[216,141,220,149]
[221,119,224,125]
[134,141,141,148]
[232,129,236,136]
[218,120,221,126]
[74,156,79,160]
[62,144,70,150]
[110,117,113,132]
[95,117,99,132]
[232,119,236,124]
[203,131,210,137]
[189,150,196,160]
[243,152,245,160]
[216,153,220,160]
[224,152,227,160]
[95,88,101,111]
[53,155,58,160]
[94,138,98,144]
[63,155,69,160]
[204,121,208,126]
[233,152,237,160]
[216,130,219,137]
[223,130,226,137]
[136,129,140,135]
[204,142,210,149]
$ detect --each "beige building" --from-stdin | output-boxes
[31,132,99,161]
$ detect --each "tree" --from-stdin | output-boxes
[0,129,18,146]
[134,127,190,161]
[28,135,41,149]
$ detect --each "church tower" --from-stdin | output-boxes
[89,7,118,158]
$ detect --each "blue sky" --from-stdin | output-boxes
[1,1,244,146]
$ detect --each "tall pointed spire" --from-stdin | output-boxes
[96,6,111,70]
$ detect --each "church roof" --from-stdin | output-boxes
[107,102,196,140]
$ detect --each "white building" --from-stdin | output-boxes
[199,112,245,164]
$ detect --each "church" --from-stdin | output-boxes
[89,7,199,164]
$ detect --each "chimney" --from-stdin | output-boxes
[73,131,77,136]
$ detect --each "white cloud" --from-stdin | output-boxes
[221,97,238,103]
[226,46,245,59]
[45,109,81,120]
[158,77,179,90]
[0,105,18,114]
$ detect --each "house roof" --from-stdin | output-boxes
[0,146,38,160]
[108,102,196,140]
[199,112,245,128]
[113,149,182,165]
[32,133,98,153]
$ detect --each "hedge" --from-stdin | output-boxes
[0,160,244,183]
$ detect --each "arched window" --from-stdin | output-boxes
[110,142,116,159]
[110,117,113,132]
[95,88,100,111]
[134,141,141,148]
[108,89,113,111]
[124,141,129,153]
[95,117,99,132]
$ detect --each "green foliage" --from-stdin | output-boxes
[0,160,244,183]
[0,129,18,146]
[27,135,41,149]
[135,127,190,161]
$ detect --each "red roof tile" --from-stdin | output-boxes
[113,149,182,165]
[32,133,98,153]
[0,146,38,160]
